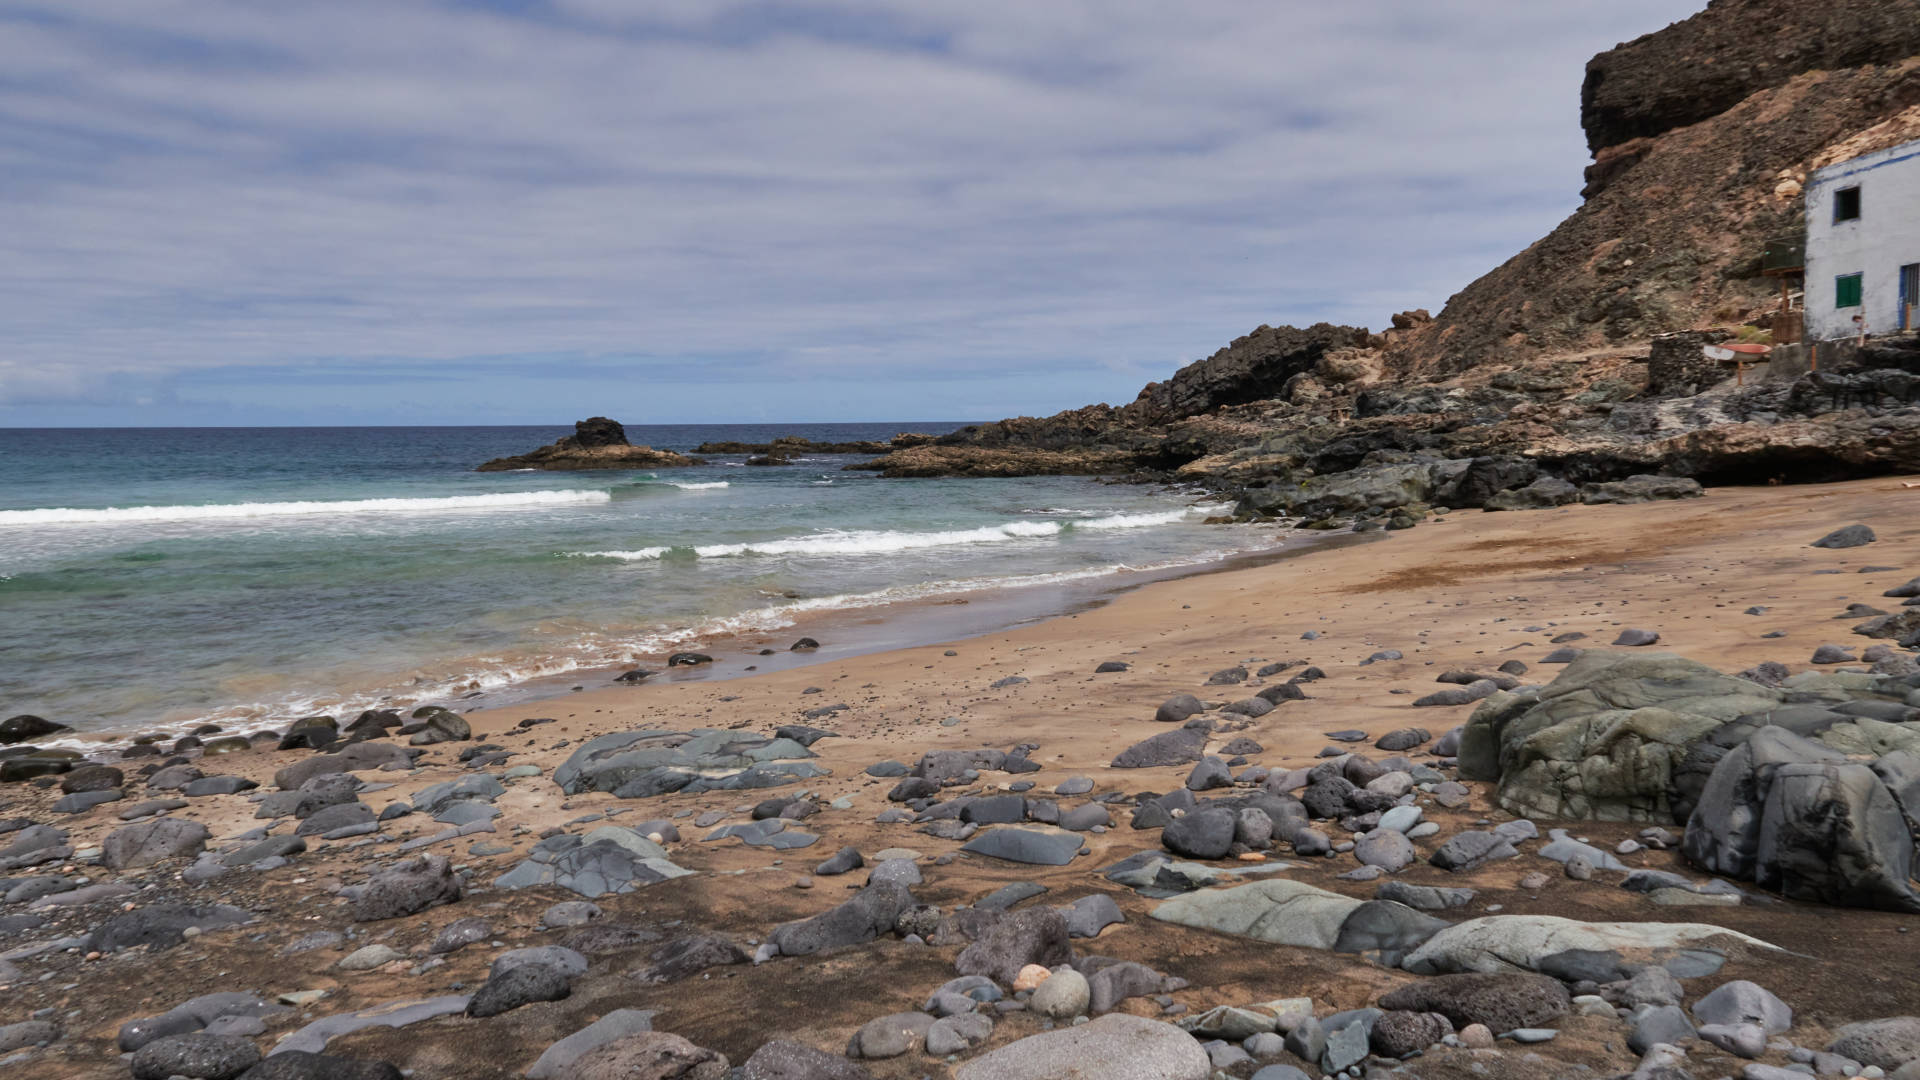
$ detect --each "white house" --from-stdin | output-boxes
[1804,137,1920,341]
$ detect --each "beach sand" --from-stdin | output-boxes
[10,476,1920,1079]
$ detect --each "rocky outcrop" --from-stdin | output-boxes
[1579,0,1920,156]
[477,417,703,472]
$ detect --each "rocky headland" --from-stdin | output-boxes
[476,417,703,472]
[845,0,1920,525]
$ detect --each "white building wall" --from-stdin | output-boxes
[1804,137,1920,341]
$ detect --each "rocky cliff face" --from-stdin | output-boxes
[851,0,1920,513]
[1580,0,1920,155]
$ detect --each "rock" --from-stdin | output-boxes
[769,882,913,956]
[952,1014,1208,1080]
[1400,914,1775,976]
[1613,629,1662,646]
[1812,644,1857,664]
[1813,524,1876,548]
[1683,726,1920,911]
[1064,894,1124,938]
[337,944,406,971]
[1699,1022,1769,1058]
[1163,807,1236,859]
[1376,728,1431,751]
[87,903,252,952]
[1692,980,1792,1034]
[1629,1005,1696,1055]
[1429,831,1517,872]
[1829,1017,1920,1071]
[352,855,462,921]
[925,1012,993,1056]
[960,828,1083,866]
[955,907,1071,984]
[131,1033,261,1080]
[467,963,572,1017]
[102,818,210,869]
[296,802,374,837]
[1354,829,1414,871]
[428,918,490,954]
[635,934,747,982]
[815,846,863,876]
[1378,973,1570,1031]
[1111,727,1209,769]
[568,1032,727,1080]
[0,1020,58,1052]
[1031,968,1091,1018]
[1376,881,1475,911]
[60,763,123,792]
[1155,694,1205,724]
[0,715,70,744]
[270,996,469,1056]
[1460,651,1782,822]
[847,1012,934,1059]
[1370,1011,1454,1057]
[1095,661,1130,673]
[739,1040,873,1080]
[1184,756,1232,792]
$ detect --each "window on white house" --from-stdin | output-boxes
[1835,186,1862,222]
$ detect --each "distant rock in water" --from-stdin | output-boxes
[477,418,703,472]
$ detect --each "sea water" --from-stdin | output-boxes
[0,424,1274,739]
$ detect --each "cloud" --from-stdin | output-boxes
[0,0,1705,424]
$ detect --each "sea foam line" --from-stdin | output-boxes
[564,507,1203,562]
[0,489,612,526]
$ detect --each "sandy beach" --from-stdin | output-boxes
[6,477,1920,1079]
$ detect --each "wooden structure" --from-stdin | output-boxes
[1762,234,1805,344]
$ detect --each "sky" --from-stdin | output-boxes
[0,1,1706,428]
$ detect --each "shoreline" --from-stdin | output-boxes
[34,518,1349,749]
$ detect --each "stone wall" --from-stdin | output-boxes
[1647,330,1733,396]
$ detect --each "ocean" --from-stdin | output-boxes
[0,424,1279,743]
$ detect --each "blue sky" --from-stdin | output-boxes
[0,1,1703,427]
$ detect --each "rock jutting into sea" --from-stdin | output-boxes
[476,417,704,472]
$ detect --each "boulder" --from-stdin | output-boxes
[351,855,463,922]
[1400,914,1775,976]
[953,1014,1208,1080]
[1163,807,1236,859]
[769,883,913,956]
[1458,651,1781,822]
[1377,973,1570,1031]
[1683,726,1920,911]
[1111,727,1209,769]
[102,818,211,870]
[955,908,1072,984]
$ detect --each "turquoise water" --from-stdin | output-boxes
[0,425,1263,739]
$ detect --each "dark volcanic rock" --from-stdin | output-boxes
[477,418,702,472]
[954,907,1072,984]
[1110,726,1208,769]
[89,904,253,952]
[467,964,572,1018]
[0,715,70,744]
[1378,973,1571,1032]
[769,883,913,956]
[352,855,463,922]
[131,1033,261,1080]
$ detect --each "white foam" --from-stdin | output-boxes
[0,490,612,526]
[560,508,1205,562]
[667,481,730,490]
[569,547,672,561]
